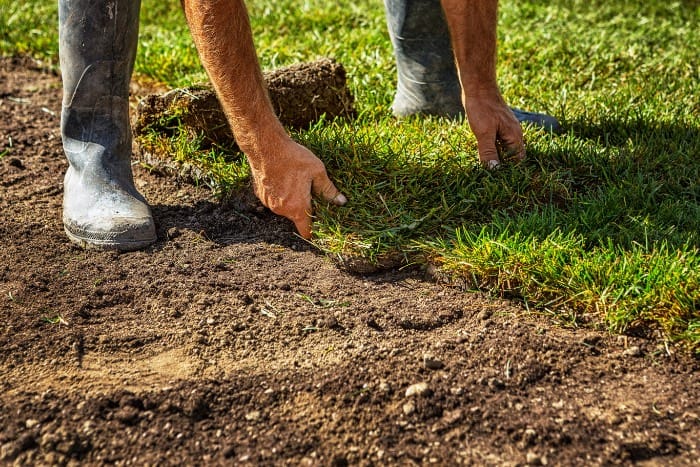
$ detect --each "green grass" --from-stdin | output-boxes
[1,0,698,352]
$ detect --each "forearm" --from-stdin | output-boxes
[440,0,524,165]
[181,0,286,169]
[440,0,499,96]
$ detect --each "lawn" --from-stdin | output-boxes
[1,0,698,352]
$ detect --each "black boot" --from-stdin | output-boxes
[59,0,156,251]
[384,0,463,118]
[384,0,560,131]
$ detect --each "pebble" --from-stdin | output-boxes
[402,401,416,416]
[222,445,236,458]
[321,316,338,328]
[623,346,642,357]
[25,419,39,429]
[245,411,261,421]
[405,382,432,398]
[478,309,493,321]
[82,421,95,435]
[526,452,547,465]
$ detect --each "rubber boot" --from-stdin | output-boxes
[59,0,156,251]
[384,0,561,132]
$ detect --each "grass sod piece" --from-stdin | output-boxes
[1,0,698,351]
[134,58,355,192]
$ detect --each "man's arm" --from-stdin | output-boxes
[181,0,346,238]
[440,0,524,166]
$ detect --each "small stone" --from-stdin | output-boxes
[526,451,546,465]
[623,346,642,357]
[321,316,338,329]
[206,317,215,325]
[82,421,95,434]
[222,446,236,459]
[378,381,391,393]
[166,227,182,239]
[25,419,39,429]
[478,309,493,321]
[405,382,432,398]
[423,354,445,370]
[402,401,416,416]
[245,410,261,421]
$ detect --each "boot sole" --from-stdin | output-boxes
[64,225,156,252]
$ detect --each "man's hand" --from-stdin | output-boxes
[440,0,525,167]
[249,137,346,238]
[182,0,346,238]
[465,90,525,167]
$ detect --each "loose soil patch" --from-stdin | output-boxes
[1,56,698,466]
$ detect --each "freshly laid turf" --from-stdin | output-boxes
[1,0,698,351]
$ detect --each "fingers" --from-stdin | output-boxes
[290,173,346,238]
[311,170,347,206]
[267,190,314,239]
[476,119,526,169]
[498,122,526,163]
[476,133,501,168]
[253,163,346,240]
[467,94,527,169]
[290,202,313,239]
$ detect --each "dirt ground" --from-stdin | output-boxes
[1,56,698,466]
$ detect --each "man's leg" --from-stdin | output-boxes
[59,0,156,251]
[384,0,560,131]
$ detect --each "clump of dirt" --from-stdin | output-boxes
[264,57,355,128]
[1,56,698,466]
[133,57,354,185]
[136,57,354,136]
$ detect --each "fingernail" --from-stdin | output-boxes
[485,160,500,170]
[333,193,348,205]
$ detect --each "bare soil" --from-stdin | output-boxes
[1,56,698,466]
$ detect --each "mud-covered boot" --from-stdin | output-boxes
[384,0,463,118]
[384,0,561,131]
[59,0,155,251]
